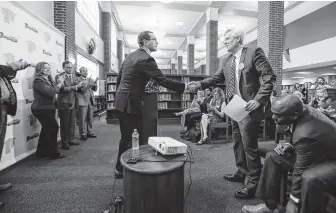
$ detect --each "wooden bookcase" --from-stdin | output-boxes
[105,73,226,124]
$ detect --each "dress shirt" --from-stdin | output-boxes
[0,77,10,101]
[234,47,243,97]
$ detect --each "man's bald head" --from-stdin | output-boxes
[272,94,304,115]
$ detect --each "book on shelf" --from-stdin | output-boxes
[107,85,116,92]
[107,76,117,83]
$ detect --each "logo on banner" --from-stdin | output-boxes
[0,32,18,43]
[27,41,36,53]
[88,37,96,54]
[1,7,16,24]
[25,23,38,33]
[42,50,52,56]
[44,32,50,42]
[56,40,64,47]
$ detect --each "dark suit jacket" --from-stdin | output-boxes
[0,65,17,116]
[289,105,336,201]
[55,72,77,109]
[31,77,61,110]
[200,47,276,120]
[115,48,185,115]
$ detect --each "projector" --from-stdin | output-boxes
[148,137,187,155]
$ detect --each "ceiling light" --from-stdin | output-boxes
[292,77,304,79]
[322,73,335,76]
[176,22,184,26]
[297,72,312,74]
[333,67,336,69]
[167,41,172,44]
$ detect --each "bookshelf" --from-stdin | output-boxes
[105,73,225,124]
[93,96,106,116]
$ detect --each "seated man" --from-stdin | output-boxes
[242,94,336,213]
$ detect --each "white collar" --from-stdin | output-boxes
[234,47,243,59]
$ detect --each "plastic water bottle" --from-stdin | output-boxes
[132,129,139,157]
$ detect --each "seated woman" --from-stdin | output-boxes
[309,87,336,120]
[197,87,226,145]
[174,90,204,131]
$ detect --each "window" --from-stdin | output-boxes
[77,54,99,96]
[77,0,99,34]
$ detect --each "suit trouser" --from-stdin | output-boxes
[78,104,93,136]
[58,108,76,144]
[115,111,144,171]
[232,114,262,191]
[256,151,336,213]
[0,104,8,160]
[184,111,201,130]
[31,109,60,157]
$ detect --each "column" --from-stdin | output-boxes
[170,58,176,74]
[54,1,77,69]
[258,1,284,95]
[102,12,111,75]
[206,7,219,75]
[117,32,124,71]
[177,50,183,75]
[187,36,195,75]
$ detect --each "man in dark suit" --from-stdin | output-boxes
[114,31,192,178]
[0,59,29,208]
[75,67,98,141]
[189,27,276,198]
[242,95,336,213]
[56,61,84,150]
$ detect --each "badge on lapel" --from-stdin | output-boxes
[238,63,245,71]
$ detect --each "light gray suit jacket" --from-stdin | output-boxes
[75,76,97,106]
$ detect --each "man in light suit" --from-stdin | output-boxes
[56,61,84,150]
[0,59,29,208]
[76,67,97,141]
[242,95,336,213]
[189,27,276,198]
[114,31,194,178]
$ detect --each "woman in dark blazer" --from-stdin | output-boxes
[31,62,65,159]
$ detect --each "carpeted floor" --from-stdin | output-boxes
[0,115,262,213]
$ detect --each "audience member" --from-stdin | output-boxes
[309,87,336,120]
[242,94,336,213]
[0,59,29,208]
[197,87,226,145]
[31,62,66,160]
[75,67,98,141]
[56,61,84,150]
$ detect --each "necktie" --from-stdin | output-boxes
[3,78,16,105]
[227,55,236,98]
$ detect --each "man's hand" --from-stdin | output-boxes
[286,200,299,213]
[245,100,261,111]
[8,59,29,71]
[186,81,201,92]
[274,143,292,156]
[77,81,85,87]
[57,75,65,85]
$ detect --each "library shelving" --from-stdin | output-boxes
[105,73,225,124]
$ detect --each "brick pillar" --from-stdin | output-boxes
[54,1,77,69]
[206,7,218,75]
[171,58,176,74]
[102,12,111,75]
[187,36,195,75]
[177,50,183,75]
[117,32,124,71]
[258,1,284,95]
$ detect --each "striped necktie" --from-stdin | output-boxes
[227,55,236,99]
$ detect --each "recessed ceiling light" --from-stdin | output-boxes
[292,77,304,79]
[167,41,173,44]
[297,72,312,74]
[176,22,184,26]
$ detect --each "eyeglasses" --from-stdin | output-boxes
[147,38,158,42]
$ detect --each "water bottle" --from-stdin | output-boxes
[132,129,139,157]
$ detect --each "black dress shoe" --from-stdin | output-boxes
[87,133,97,138]
[61,143,70,150]
[223,173,245,182]
[69,141,80,145]
[80,135,87,141]
[49,154,66,160]
[234,187,255,199]
[0,183,12,192]
[114,168,123,179]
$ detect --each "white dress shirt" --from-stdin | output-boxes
[234,47,243,97]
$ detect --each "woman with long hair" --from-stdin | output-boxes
[197,87,226,145]
[31,62,66,159]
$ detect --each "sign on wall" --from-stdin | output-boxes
[0,1,65,170]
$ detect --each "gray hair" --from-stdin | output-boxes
[223,27,245,45]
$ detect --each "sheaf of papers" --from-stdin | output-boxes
[223,95,249,122]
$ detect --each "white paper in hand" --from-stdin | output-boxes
[223,95,249,122]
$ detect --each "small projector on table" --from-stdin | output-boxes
[148,137,187,155]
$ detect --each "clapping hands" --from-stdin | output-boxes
[8,59,30,71]
[186,81,201,92]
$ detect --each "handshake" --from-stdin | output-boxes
[185,81,201,92]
